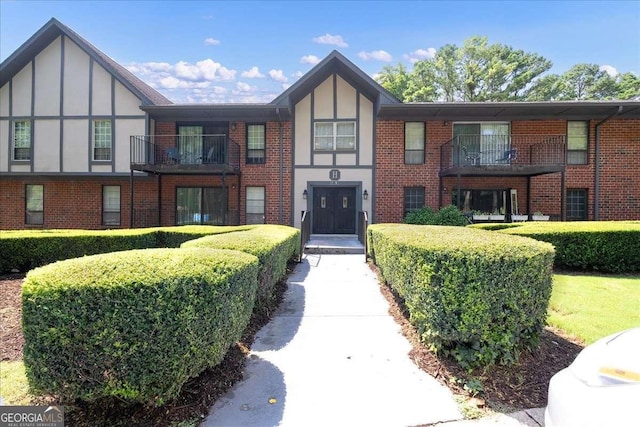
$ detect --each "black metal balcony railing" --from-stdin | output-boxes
[440,134,566,170]
[130,134,240,171]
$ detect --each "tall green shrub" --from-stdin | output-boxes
[182,225,300,308]
[369,224,555,369]
[497,221,640,273]
[22,248,259,406]
[404,205,468,226]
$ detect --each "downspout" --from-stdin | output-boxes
[277,107,284,224]
[594,106,623,220]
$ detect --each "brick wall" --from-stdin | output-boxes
[375,118,640,223]
[0,176,156,229]
[235,121,293,225]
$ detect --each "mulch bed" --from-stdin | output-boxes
[0,263,584,425]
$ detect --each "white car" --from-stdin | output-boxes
[545,327,640,427]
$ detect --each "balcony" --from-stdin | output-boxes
[439,134,566,177]
[130,134,240,174]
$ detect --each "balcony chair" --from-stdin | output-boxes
[461,146,481,165]
[198,146,216,164]
[166,147,180,163]
[496,148,517,163]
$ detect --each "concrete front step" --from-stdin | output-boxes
[304,234,365,255]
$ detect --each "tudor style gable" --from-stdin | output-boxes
[0,18,171,175]
[270,50,400,229]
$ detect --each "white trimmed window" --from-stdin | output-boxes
[103,186,121,226]
[247,124,266,164]
[405,122,425,164]
[567,121,588,165]
[26,184,43,225]
[13,120,31,160]
[93,120,112,161]
[314,121,356,151]
[246,186,265,224]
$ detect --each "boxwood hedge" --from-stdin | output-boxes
[368,224,555,369]
[22,248,259,406]
[181,225,300,308]
[0,225,251,274]
[494,221,640,273]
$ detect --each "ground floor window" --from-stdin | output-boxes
[246,186,265,224]
[103,185,121,226]
[403,187,425,217]
[567,188,587,220]
[25,184,43,225]
[452,189,505,214]
[176,187,225,225]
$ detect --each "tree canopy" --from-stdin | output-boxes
[376,36,640,102]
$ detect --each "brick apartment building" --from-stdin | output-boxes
[1,19,639,232]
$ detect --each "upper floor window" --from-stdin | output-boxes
[314,121,356,151]
[103,185,121,226]
[567,121,588,165]
[25,184,43,225]
[13,120,31,161]
[247,124,266,164]
[93,120,112,161]
[405,122,425,164]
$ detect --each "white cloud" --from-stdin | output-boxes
[235,82,254,92]
[175,59,236,81]
[600,64,618,77]
[241,66,265,78]
[312,33,348,48]
[300,55,320,65]
[269,69,288,83]
[292,70,304,78]
[204,37,220,46]
[158,76,212,89]
[357,50,393,62]
[282,83,291,90]
[404,48,436,63]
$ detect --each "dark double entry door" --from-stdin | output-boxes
[312,187,356,234]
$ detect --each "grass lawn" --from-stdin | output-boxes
[0,361,32,405]
[548,273,640,344]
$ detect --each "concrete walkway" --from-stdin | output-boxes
[202,253,545,427]
[203,254,462,426]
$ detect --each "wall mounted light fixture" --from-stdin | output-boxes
[231,122,237,131]
[363,189,369,200]
[302,189,308,199]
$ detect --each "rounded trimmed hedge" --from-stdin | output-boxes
[495,221,640,273]
[182,224,300,307]
[0,225,255,274]
[369,224,555,369]
[22,248,259,406]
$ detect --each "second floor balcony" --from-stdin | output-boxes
[130,134,240,174]
[440,134,566,177]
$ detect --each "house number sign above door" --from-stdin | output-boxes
[329,169,341,181]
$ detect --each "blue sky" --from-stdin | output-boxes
[1,1,639,103]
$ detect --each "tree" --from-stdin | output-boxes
[377,36,636,102]
[376,36,552,102]
[376,63,410,101]
[560,64,605,100]
[617,72,640,100]
[527,74,567,101]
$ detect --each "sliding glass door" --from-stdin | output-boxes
[453,123,510,165]
[176,187,225,225]
[178,126,203,164]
